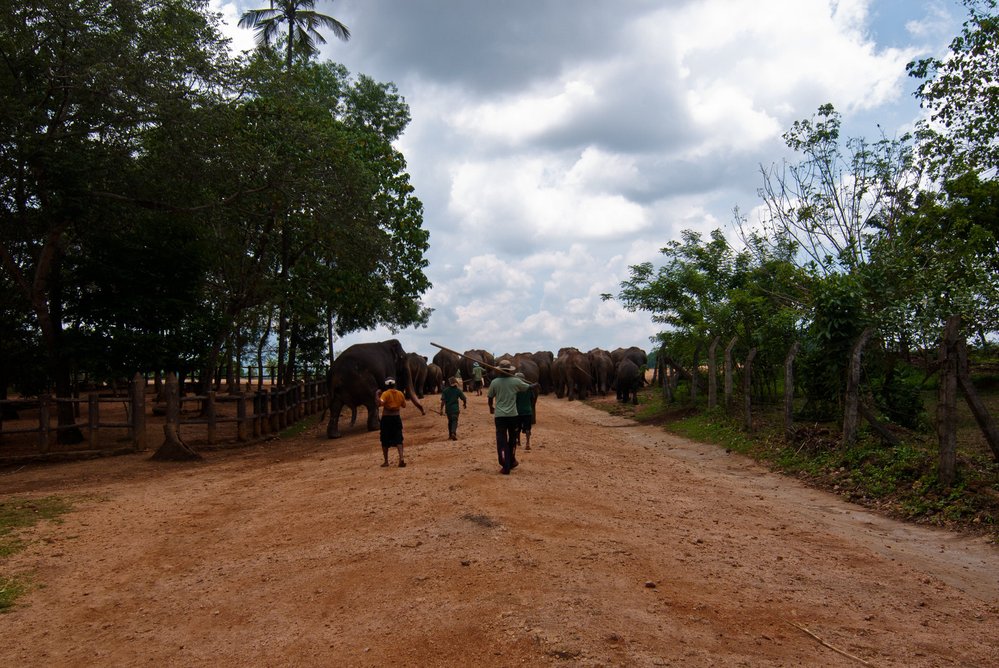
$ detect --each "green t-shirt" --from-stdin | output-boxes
[488,376,531,418]
[515,389,533,415]
[441,385,466,414]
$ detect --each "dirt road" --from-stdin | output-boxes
[2,393,997,666]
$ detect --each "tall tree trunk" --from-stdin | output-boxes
[724,336,738,410]
[287,317,300,383]
[842,328,873,447]
[690,342,700,403]
[937,317,960,485]
[36,242,83,444]
[257,307,273,389]
[784,341,800,441]
[743,348,757,432]
[707,336,720,409]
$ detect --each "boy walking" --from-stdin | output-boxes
[440,376,468,441]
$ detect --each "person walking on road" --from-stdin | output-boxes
[440,376,468,441]
[513,372,534,452]
[487,360,536,474]
[377,377,410,468]
[471,362,485,396]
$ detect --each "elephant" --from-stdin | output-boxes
[531,350,554,394]
[587,348,614,395]
[460,349,495,389]
[326,339,425,439]
[424,363,444,395]
[611,346,649,385]
[406,352,429,398]
[432,349,460,383]
[512,354,540,423]
[553,347,590,401]
[616,358,642,405]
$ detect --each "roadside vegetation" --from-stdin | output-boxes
[592,357,999,543]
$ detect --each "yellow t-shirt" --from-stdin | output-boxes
[379,388,406,411]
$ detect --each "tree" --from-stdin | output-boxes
[0,0,234,440]
[238,0,350,72]
[908,0,999,178]
[754,104,919,276]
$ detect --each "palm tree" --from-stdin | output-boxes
[238,0,350,71]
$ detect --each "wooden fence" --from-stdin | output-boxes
[0,372,328,464]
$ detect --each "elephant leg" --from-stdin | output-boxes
[349,406,358,427]
[365,401,380,432]
[326,398,345,439]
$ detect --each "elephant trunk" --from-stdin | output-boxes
[404,367,425,414]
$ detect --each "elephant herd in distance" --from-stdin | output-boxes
[325,339,648,439]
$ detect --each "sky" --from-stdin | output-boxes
[211,0,964,361]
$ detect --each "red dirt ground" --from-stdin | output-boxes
[1,392,997,666]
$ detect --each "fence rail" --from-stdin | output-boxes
[0,372,328,464]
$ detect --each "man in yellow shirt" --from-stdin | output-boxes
[377,377,409,467]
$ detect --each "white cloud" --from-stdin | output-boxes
[215,0,958,359]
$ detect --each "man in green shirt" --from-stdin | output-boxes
[487,360,536,474]
[471,361,485,395]
[440,377,468,441]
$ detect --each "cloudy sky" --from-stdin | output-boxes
[212,0,962,360]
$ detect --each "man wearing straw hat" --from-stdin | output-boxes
[487,360,535,475]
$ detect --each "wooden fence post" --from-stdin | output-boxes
[842,328,873,447]
[743,347,757,431]
[707,336,720,410]
[131,373,146,451]
[237,394,248,442]
[128,372,146,452]
[956,337,999,462]
[270,389,280,432]
[724,336,738,410]
[39,395,51,452]
[784,341,801,441]
[937,317,960,485]
[205,390,216,444]
[88,393,100,448]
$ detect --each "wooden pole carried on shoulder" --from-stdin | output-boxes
[430,342,515,377]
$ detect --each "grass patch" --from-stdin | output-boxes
[280,418,314,439]
[0,575,29,612]
[0,495,73,612]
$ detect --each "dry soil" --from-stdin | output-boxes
[1,392,997,667]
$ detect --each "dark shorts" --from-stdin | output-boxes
[473,380,483,390]
[517,414,532,433]
[380,414,403,447]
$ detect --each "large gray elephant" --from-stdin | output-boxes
[460,349,495,384]
[615,358,642,405]
[553,347,590,401]
[587,348,614,395]
[424,363,444,395]
[326,339,425,439]
[531,350,554,394]
[406,352,429,398]
[611,346,649,386]
[432,349,460,382]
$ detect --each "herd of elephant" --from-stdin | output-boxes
[325,339,648,439]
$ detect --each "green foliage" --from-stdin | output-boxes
[909,0,999,178]
[797,273,867,419]
[0,1,432,392]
